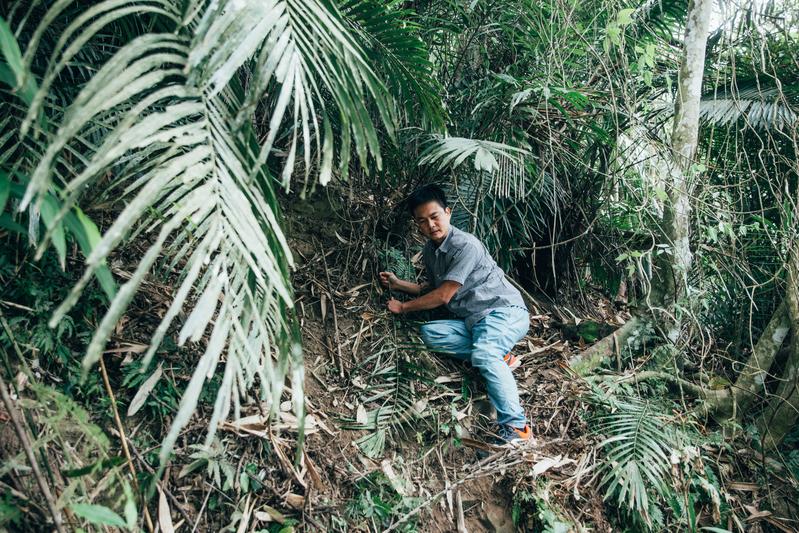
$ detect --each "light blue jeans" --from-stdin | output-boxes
[419,307,529,428]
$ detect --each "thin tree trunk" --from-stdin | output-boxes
[569,0,715,376]
[702,301,790,420]
[619,301,790,421]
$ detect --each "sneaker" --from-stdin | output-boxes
[503,352,521,371]
[496,424,532,446]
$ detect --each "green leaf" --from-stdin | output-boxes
[65,208,116,300]
[0,17,24,87]
[0,213,25,235]
[38,194,67,268]
[617,8,635,26]
[0,17,37,106]
[123,482,137,530]
[0,171,10,213]
[62,457,125,478]
[69,504,127,528]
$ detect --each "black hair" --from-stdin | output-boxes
[406,184,448,215]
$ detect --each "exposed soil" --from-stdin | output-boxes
[274,188,606,531]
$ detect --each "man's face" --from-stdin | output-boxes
[413,201,451,244]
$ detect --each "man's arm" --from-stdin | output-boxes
[379,271,428,296]
[387,281,460,314]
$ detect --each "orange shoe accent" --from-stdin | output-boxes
[513,425,531,440]
[503,352,521,371]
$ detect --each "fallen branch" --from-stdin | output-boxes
[568,316,645,375]
[619,370,711,398]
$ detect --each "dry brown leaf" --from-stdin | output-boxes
[236,495,252,533]
[127,363,163,417]
[254,505,287,524]
[381,459,413,497]
[158,488,174,533]
[356,404,368,424]
[285,492,304,510]
[531,455,575,477]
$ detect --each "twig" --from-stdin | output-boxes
[317,240,346,378]
[190,487,211,533]
[385,453,526,532]
[98,355,155,533]
[128,438,196,528]
[454,488,467,533]
[0,372,66,533]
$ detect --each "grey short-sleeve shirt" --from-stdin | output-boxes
[422,226,527,328]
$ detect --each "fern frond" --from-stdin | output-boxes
[590,394,678,527]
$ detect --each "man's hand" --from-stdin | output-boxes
[379,271,399,289]
[387,298,404,314]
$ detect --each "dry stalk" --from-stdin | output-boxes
[98,355,155,533]
[0,371,66,533]
[317,240,346,378]
[384,449,529,532]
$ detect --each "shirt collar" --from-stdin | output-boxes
[435,226,456,254]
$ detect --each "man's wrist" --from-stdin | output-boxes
[399,302,405,313]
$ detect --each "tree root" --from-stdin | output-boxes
[568,316,645,376]
[757,252,799,448]
[581,299,792,431]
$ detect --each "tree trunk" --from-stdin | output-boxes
[569,2,714,375]
[701,301,790,420]
[568,316,644,376]
[757,249,799,448]
[650,0,714,344]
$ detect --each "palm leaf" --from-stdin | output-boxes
[700,83,799,131]
[340,0,445,131]
[589,393,678,527]
[342,337,435,459]
[5,0,408,465]
[418,135,530,199]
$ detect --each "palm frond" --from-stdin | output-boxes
[340,0,445,131]
[589,393,678,527]
[418,135,530,199]
[342,338,435,459]
[700,84,799,131]
[628,0,689,42]
[5,0,405,464]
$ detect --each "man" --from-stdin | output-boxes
[379,184,531,445]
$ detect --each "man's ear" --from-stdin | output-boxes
[445,207,452,215]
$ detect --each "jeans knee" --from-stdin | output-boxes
[419,324,438,344]
[470,351,497,370]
